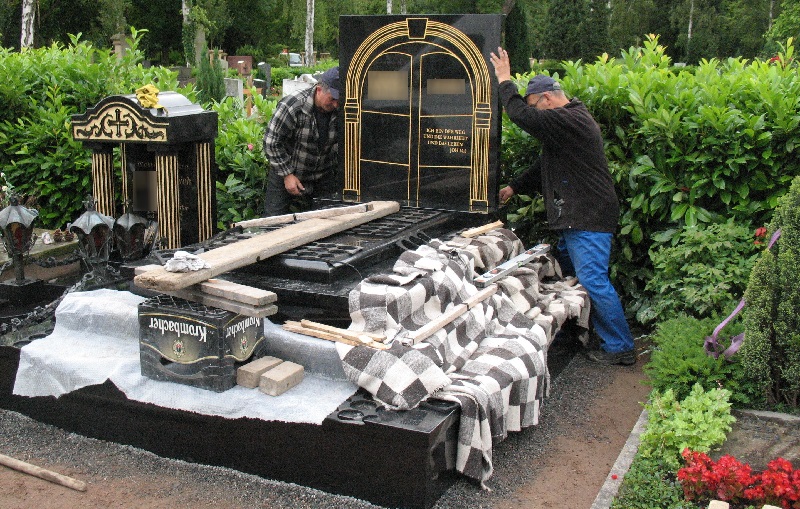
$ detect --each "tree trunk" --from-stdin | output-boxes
[305,0,315,66]
[387,0,392,14]
[182,0,190,24]
[768,0,774,31]
[686,0,694,59]
[20,0,36,49]
[502,0,516,15]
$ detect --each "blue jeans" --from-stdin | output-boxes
[557,230,634,353]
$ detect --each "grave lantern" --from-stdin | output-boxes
[113,203,150,261]
[0,196,39,283]
[70,198,115,265]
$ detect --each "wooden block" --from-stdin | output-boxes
[259,361,304,396]
[165,287,278,318]
[135,267,277,307]
[236,356,283,388]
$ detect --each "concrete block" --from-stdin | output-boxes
[237,356,283,388]
[259,361,304,396]
[707,501,729,509]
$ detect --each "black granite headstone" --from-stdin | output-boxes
[72,92,218,249]
[338,15,503,213]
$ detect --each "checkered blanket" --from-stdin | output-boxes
[337,228,590,483]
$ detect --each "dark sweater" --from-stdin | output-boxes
[499,80,619,233]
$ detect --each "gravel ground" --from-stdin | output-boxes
[0,347,647,509]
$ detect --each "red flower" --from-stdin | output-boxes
[678,450,800,508]
[755,227,768,238]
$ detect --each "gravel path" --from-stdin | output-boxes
[0,347,650,509]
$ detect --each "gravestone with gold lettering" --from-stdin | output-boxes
[72,92,218,249]
[338,14,503,213]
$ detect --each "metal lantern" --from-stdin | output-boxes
[0,196,39,283]
[113,204,149,261]
[69,197,115,265]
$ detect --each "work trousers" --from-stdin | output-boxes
[557,230,635,354]
[263,170,336,217]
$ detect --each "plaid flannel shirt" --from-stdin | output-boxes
[263,86,339,183]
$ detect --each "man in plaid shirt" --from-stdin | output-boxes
[263,67,341,215]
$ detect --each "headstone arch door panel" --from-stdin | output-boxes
[341,15,502,213]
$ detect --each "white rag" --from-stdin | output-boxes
[164,250,210,272]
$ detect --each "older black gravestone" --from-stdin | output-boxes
[72,92,218,249]
[338,14,503,213]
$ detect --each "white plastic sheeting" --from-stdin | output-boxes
[13,289,357,425]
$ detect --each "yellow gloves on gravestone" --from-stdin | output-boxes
[135,84,165,110]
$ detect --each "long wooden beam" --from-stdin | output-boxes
[134,201,400,292]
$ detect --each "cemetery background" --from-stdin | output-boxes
[0,13,799,509]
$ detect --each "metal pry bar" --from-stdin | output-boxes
[473,243,550,287]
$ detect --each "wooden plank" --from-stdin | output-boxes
[299,319,386,343]
[165,286,278,318]
[233,203,375,229]
[0,453,87,492]
[200,278,276,306]
[409,285,498,344]
[460,220,504,238]
[134,201,400,292]
[283,321,389,350]
[135,267,277,307]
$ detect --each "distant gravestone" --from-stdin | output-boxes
[224,78,244,101]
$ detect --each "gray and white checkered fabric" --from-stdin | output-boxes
[338,228,590,483]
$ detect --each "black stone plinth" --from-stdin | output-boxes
[0,346,460,509]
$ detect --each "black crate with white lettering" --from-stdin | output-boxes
[138,295,265,392]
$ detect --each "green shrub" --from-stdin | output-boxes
[612,456,693,509]
[211,92,275,228]
[503,36,800,322]
[0,29,191,228]
[269,66,295,89]
[638,384,736,471]
[639,220,762,324]
[741,175,800,410]
[196,50,226,105]
[644,316,763,408]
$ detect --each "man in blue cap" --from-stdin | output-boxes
[489,47,636,366]
[263,66,341,215]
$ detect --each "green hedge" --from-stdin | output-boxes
[0,29,195,228]
[503,36,800,323]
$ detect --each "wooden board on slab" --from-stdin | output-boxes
[133,201,400,292]
[166,286,278,318]
[135,266,278,307]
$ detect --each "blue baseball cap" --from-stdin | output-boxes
[318,67,340,100]
[525,74,561,98]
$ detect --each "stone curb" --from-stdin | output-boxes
[590,408,648,509]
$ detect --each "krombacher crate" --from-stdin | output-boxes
[138,295,265,392]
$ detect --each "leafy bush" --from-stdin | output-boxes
[612,456,693,509]
[504,36,800,323]
[639,220,762,324]
[644,316,763,409]
[638,384,736,471]
[742,174,800,410]
[0,29,193,228]
[211,91,275,228]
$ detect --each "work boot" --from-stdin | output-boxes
[585,348,636,366]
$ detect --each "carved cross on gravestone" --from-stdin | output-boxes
[108,108,130,138]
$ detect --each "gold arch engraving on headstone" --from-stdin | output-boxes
[344,18,492,211]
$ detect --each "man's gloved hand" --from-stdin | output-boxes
[284,173,306,196]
